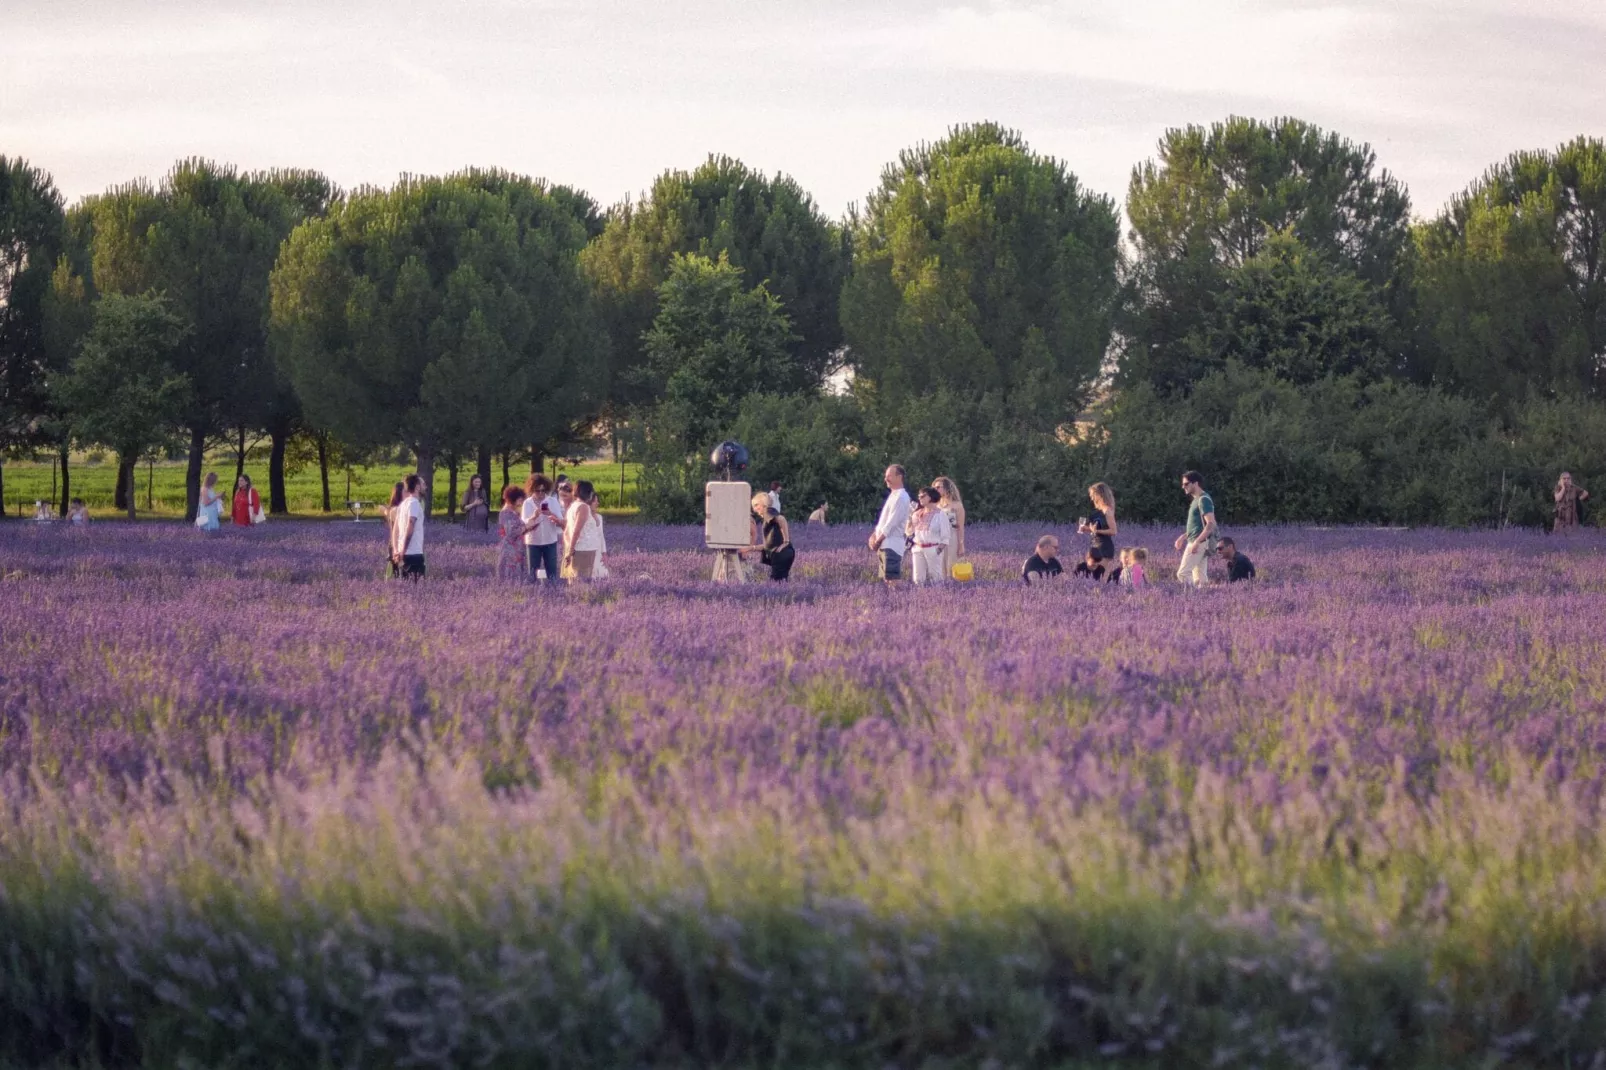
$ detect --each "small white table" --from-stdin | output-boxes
[346,500,374,522]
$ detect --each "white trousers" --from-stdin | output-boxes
[1176,543,1210,588]
[911,547,946,585]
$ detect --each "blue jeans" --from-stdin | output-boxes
[526,542,560,583]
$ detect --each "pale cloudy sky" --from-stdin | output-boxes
[4,0,1604,221]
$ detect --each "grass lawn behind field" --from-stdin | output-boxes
[1,457,641,519]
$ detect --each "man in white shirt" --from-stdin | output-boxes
[394,474,428,581]
[868,464,911,583]
[767,481,782,514]
[520,473,565,584]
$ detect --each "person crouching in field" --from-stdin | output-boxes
[1120,548,1149,589]
[1022,535,1064,584]
[807,502,829,525]
[1217,537,1256,582]
[749,492,795,581]
[68,498,90,525]
[497,486,529,582]
[906,486,951,585]
[1072,548,1105,580]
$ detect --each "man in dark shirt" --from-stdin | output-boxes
[1022,535,1064,584]
[1216,537,1255,582]
[1071,548,1105,580]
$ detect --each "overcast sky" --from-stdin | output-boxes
[5,0,1604,222]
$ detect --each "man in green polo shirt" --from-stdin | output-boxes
[1173,469,1216,588]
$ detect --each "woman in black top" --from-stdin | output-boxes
[1077,482,1117,562]
[749,492,795,581]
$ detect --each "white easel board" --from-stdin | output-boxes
[705,482,753,548]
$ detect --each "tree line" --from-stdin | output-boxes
[1,117,1602,525]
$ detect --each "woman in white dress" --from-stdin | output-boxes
[195,472,224,532]
[932,475,965,579]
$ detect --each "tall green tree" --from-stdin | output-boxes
[840,122,1120,415]
[82,160,315,520]
[1123,116,1411,392]
[583,155,848,407]
[636,254,799,521]
[54,293,191,519]
[270,169,607,512]
[1414,137,1606,404]
[0,156,65,515]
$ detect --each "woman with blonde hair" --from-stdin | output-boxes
[748,491,795,581]
[1077,482,1118,564]
[1554,472,1590,533]
[931,475,965,578]
[195,472,223,532]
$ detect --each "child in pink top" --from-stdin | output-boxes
[1121,547,1149,589]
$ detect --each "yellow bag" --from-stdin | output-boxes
[950,561,974,582]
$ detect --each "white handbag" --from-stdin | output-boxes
[250,492,266,524]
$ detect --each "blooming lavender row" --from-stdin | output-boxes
[1,521,1605,1066]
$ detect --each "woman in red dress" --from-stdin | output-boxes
[232,474,260,527]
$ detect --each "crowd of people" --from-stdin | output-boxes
[117,462,1588,590]
[862,465,1258,590]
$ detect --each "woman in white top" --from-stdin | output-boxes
[907,485,952,585]
[562,480,604,581]
[195,472,224,532]
[932,475,965,578]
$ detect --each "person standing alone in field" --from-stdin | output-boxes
[869,464,912,584]
[392,474,427,581]
[1174,470,1216,588]
[1554,472,1590,533]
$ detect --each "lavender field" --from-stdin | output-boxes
[3,519,1606,1068]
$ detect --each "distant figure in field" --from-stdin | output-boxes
[749,491,795,581]
[231,474,261,527]
[907,486,951,585]
[497,486,529,582]
[1022,535,1064,584]
[196,472,224,532]
[392,474,428,581]
[768,481,783,514]
[1174,470,1216,588]
[68,498,90,525]
[381,481,405,579]
[807,502,829,525]
[933,475,966,578]
[1121,547,1149,589]
[1072,548,1105,580]
[460,473,490,533]
[32,500,51,522]
[869,464,911,584]
[1554,472,1590,533]
[1217,537,1256,582]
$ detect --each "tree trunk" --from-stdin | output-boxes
[120,454,136,520]
[529,444,541,473]
[185,426,205,522]
[500,450,510,491]
[58,444,70,518]
[0,461,5,520]
[414,446,435,517]
[234,426,247,485]
[268,427,289,514]
[114,456,131,511]
[477,444,493,499]
[446,456,459,521]
[317,433,331,512]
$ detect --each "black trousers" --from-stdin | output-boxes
[400,554,426,581]
[764,545,795,581]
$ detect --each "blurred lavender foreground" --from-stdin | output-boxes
[3,521,1606,1067]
